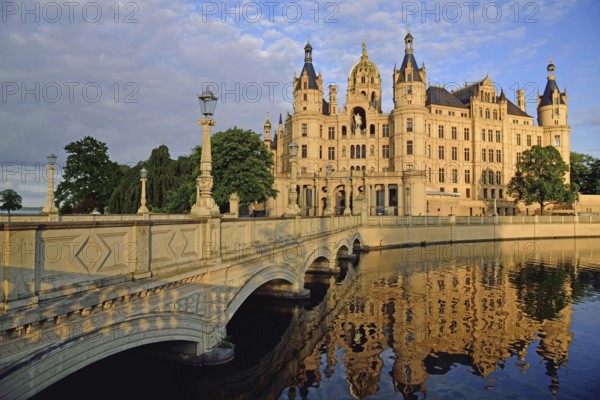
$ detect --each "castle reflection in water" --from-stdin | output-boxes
[287,238,600,399]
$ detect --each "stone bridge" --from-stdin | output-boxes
[0,215,362,399]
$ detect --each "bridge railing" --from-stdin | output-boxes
[0,215,361,313]
[365,214,600,226]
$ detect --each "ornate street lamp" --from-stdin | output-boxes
[324,163,334,216]
[405,186,411,216]
[191,90,220,217]
[41,153,58,215]
[137,167,149,214]
[285,141,300,217]
[493,196,498,217]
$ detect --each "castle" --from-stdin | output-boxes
[264,30,570,217]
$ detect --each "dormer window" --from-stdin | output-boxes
[407,73,412,82]
[407,86,413,94]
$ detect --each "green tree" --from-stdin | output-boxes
[211,127,277,211]
[570,152,600,194]
[508,145,576,215]
[54,136,121,213]
[0,189,23,216]
[108,145,199,214]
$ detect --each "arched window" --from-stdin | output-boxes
[351,166,355,171]
[371,92,376,108]
[350,145,355,159]
[303,93,307,101]
[361,76,366,83]
[362,145,367,159]
[371,77,374,84]
[370,124,375,136]
[479,108,483,117]
[493,110,498,120]
[342,126,347,136]
[485,109,490,119]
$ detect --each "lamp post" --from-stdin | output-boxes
[137,167,149,215]
[493,197,498,216]
[285,141,300,217]
[405,186,411,216]
[191,90,220,217]
[324,164,334,216]
[42,153,58,215]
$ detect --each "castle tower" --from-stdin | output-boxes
[293,39,324,113]
[537,57,570,175]
[393,28,426,108]
[537,58,568,127]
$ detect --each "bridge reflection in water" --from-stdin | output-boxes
[35,238,600,399]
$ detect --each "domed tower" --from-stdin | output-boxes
[347,40,382,112]
[393,28,426,108]
[293,39,324,113]
[537,57,568,126]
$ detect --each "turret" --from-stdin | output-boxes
[393,27,426,107]
[263,113,272,145]
[293,38,324,113]
[329,84,338,115]
[517,89,526,113]
[537,57,568,126]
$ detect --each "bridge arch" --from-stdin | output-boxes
[226,264,299,322]
[1,312,215,400]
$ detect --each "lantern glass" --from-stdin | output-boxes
[198,90,218,116]
[47,153,57,166]
[140,167,147,179]
[288,141,299,158]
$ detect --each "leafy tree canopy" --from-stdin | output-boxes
[54,136,121,213]
[109,145,199,214]
[508,145,576,215]
[570,152,600,194]
[211,127,277,210]
[0,189,23,215]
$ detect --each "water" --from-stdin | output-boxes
[33,238,600,399]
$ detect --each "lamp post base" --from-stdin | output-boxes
[41,205,58,215]
[285,205,300,218]
[191,196,220,217]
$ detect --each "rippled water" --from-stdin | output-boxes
[34,238,600,400]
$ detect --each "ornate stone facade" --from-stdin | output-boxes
[265,31,570,217]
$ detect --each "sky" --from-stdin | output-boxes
[1,0,599,206]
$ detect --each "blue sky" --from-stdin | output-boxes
[1,0,599,206]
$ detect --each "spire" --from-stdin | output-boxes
[278,113,283,125]
[547,56,555,80]
[404,26,414,54]
[361,40,368,60]
[304,38,313,63]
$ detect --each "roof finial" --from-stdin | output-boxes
[307,35,310,45]
[408,24,410,34]
[362,40,367,56]
[549,55,553,64]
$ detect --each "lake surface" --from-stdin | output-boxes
[34,238,600,399]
